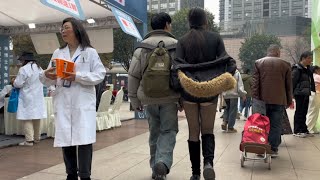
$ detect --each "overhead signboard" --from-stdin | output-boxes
[0,35,11,89]
[40,0,85,20]
[105,0,147,23]
[111,6,142,40]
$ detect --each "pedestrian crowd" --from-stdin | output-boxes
[0,7,319,180]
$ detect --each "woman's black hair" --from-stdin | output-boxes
[311,65,320,73]
[60,17,93,49]
[22,60,40,70]
[183,8,208,61]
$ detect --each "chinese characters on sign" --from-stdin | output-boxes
[0,35,10,89]
[40,0,85,20]
[110,6,142,40]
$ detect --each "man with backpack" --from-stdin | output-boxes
[252,44,293,157]
[292,51,315,138]
[128,12,180,180]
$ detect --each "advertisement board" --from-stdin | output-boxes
[105,0,147,23]
[111,6,143,40]
[0,35,10,90]
[40,0,85,20]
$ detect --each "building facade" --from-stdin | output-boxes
[147,0,204,15]
[219,0,312,32]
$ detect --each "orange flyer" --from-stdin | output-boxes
[54,59,75,78]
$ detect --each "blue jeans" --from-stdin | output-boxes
[240,97,251,117]
[266,104,284,152]
[146,103,178,172]
[223,98,238,129]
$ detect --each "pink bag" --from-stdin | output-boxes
[240,113,270,146]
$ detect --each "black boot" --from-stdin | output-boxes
[66,174,78,180]
[202,134,215,180]
[188,140,201,180]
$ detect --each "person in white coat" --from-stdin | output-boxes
[14,52,47,146]
[40,17,106,180]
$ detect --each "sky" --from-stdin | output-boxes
[204,0,220,23]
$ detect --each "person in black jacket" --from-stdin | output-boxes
[172,7,236,180]
[292,51,315,138]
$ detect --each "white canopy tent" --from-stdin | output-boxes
[0,0,120,53]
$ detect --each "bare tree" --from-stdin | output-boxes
[283,37,310,64]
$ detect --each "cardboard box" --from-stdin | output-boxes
[53,58,75,78]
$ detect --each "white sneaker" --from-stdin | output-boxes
[19,141,33,146]
[305,133,314,137]
[294,133,307,138]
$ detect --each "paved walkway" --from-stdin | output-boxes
[16,109,320,180]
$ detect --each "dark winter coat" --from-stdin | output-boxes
[171,30,237,103]
[292,63,315,96]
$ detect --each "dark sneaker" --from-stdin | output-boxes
[221,121,227,130]
[271,151,278,158]
[190,174,201,180]
[203,163,215,180]
[154,162,167,180]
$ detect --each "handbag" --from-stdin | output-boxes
[7,88,20,113]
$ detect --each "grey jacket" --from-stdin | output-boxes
[128,30,180,109]
[223,70,247,99]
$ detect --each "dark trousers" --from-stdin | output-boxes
[294,95,309,134]
[266,104,284,152]
[62,144,93,179]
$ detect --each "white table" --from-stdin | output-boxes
[4,97,54,137]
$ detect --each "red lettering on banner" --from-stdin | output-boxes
[51,0,78,12]
[122,19,128,27]
[62,0,68,7]
[71,3,78,11]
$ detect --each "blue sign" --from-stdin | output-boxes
[40,0,85,20]
[0,35,10,90]
[111,6,143,40]
[106,0,147,23]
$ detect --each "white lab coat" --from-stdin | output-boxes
[40,46,106,147]
[0,85,13,109]
[14,62,47,120]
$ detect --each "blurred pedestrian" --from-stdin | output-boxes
[239,68,252,118]
[306,65,320,134]
[252,44,292,156]
[14,52,47,146]
[292,51,315,138]
[222,69,247,132]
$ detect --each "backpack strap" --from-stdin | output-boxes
[135,42,156,50]
[136,42,176,51]
[165,44,176,51]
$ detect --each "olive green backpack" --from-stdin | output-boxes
[137,41,176,98]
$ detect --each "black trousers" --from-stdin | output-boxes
[62,144,93,179]
[294,95,309,134]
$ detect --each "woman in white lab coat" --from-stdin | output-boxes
[14,52,47,146]
[40,17,106,180]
